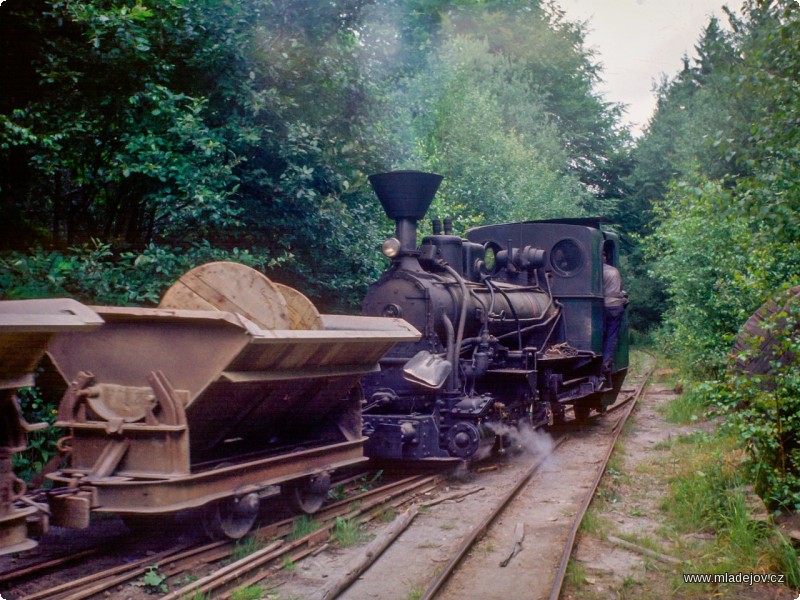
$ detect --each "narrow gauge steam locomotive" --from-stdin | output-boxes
[360,171,628,461]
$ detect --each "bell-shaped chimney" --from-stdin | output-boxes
[369,170,443,254]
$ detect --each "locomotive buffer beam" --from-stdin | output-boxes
[548,372,606,403]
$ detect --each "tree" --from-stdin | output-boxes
[641,0,800,370]
[373,0,629,230]
[0,0,389,308]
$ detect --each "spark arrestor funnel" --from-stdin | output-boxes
[369,170,443,254]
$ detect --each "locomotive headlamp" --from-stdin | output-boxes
[382,237,402,258]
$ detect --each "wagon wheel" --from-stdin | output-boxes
[282,472,331,515]
[201,492,260,541]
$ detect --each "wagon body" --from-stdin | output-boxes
[44,307,419,527]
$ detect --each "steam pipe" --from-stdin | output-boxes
[441,313,456,391]
[443,264,468,369]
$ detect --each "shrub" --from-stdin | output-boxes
[721,298,800,511]
[0,241,290,306]
[12,385,62,482]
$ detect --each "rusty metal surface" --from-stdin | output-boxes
[0,299,103,555]
[40,302,418,525]
[0,299,103,389]
[47,308,418,465]
[48,439,367,515]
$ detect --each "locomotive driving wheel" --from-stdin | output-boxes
[201,492,260,540]
[447,422,482,459]
[282,472,331,514]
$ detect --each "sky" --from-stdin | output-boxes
[558,0,728,136]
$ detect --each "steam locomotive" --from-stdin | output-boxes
[360,170,628,461]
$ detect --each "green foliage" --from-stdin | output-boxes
[231,535,264,562]
[0,0,387,306]
[638,0,800,521]
[723,301,800,511]
[406,585,425,600]
[1,0,632,312]
[139,565,169,594]
[290,515,320,541]
[664,430,800,589]
[328,483,347,502]
[358,469,383,493]
[230,585,264,600]
[645,178,765,376]
[663,380,716,425]
[12,385,62,482]
[636,0,800,352]
[660,298,800,513]
[382,2,628,230]
[332,516,365,547]
[664,432,745,532]
[0,242,288,305]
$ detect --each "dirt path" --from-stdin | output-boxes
[562,377,797,600]
[433,417,625,600]
[561,381,690,599]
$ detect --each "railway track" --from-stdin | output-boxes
[1,470,440,599]
[3,358,654,600]
[428,356,655,600]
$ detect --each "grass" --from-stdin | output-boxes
[230,585,264,600]
[660,432,743,531]
[616,531,673,556]
[579,506,612,538]
[332,517,366,547]
[406,584,425,600]
[659,429,800,594]
[359,470,383,492]
[565,347,800,598]
[230,535,264,561]
[376,507,396,522]
[660,385,709,425]
[565,561,587,587]
[627,506,646,517]
[290,515,321,540]
[282,556,296,571]
[328,483,347,502]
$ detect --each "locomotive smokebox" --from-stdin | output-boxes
[369,170,443,254]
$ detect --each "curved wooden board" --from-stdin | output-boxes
[159,262,291,330]
[731,285,800,378]
[275,283,323,330]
